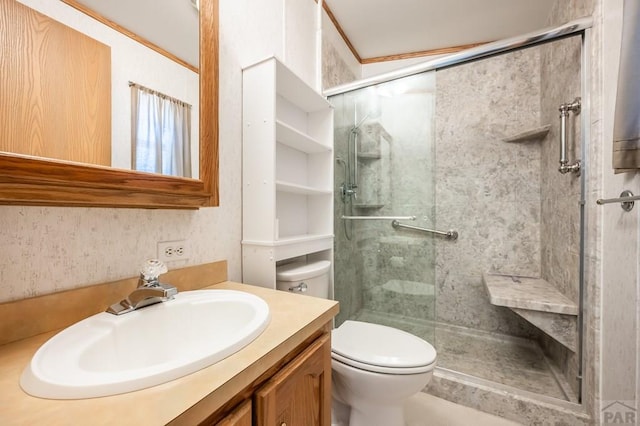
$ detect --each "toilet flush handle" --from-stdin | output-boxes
[288,282,308,293]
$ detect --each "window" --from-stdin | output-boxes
[131,83,192,177]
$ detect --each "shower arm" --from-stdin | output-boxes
[559,98,581,175]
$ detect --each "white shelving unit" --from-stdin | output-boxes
[242,57,334,289]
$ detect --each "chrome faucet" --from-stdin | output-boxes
[106,259,178,315]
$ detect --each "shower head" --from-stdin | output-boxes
[353,106,381,130]
[353,90,382,130]
[353,113,372,130]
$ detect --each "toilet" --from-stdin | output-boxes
[276,261,437,426]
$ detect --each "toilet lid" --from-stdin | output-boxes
[275,260,331,281]
[331,321,437,370]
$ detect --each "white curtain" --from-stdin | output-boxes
[131,84,192,177]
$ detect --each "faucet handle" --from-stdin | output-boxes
[139,259,168,286]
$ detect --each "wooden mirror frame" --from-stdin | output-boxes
[0,0,218,209]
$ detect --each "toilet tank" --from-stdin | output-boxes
[275,260,331,299]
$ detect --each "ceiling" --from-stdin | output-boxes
[71,0,557,68]
[74,0,199,68]
[324,0,557,61]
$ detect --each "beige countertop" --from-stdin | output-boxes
[0,281,339,425]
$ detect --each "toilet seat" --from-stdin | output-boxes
[331,351,435,374]
[331,321,437,375]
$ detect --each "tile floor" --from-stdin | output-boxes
[404,392,522,426]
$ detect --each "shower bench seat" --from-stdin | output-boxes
[482,273,578,352]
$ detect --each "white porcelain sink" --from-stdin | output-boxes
[21,289,270,399]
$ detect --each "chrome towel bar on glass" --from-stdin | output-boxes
[596,190,638,212]
[391,220,459,240]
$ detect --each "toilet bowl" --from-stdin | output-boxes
[331,320,436,426]
[275,261,437,426]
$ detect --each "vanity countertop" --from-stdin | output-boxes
[0,281,339,425]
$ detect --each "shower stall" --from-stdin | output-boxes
[327,18,591,420]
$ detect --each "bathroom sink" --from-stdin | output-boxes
[20,289,270,399]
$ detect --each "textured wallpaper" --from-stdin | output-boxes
[0,205,241,302]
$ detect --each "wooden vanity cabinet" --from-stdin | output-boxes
[254,333,331,426]
[210,332,332,426]
[216,400,252,426]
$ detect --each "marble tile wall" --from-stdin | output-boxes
[321,7,360,90]
[331,73,438,328]
[434,47,543,338]
[539,33,584,401]
[539,36,582,307]
[322,39,357,90]
[538,0,597,410]
[331,91,362,327]
[322,9,361,327]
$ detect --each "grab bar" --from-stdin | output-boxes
[342,215,416,221]
[596,190,638,212]
[558,98,581,175]
[392,220,459,240]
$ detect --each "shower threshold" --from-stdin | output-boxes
[352,309,577,403]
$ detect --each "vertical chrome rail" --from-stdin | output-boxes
[559,98,582,175]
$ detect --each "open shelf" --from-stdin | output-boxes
[243,57,334,288]
[274,61,331,113]
[276,181,331,195]
[503,125,551,143]
[275,233,333,245]
[276,120,331,154]
[242,234,333,263]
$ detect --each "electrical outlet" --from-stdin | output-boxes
[157,240,190,262]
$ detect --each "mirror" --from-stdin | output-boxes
[61,0,199,178]
[0,0,218,208]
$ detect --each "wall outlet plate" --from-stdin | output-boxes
[157,240,190,262]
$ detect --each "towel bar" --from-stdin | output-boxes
[596,190,638,211]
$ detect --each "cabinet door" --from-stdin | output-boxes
[215,400,252,426]
[254,334,331,426]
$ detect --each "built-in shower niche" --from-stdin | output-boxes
[353,121,392,209]
[483,273,578,352]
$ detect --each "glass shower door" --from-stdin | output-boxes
[330,71,437,343]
